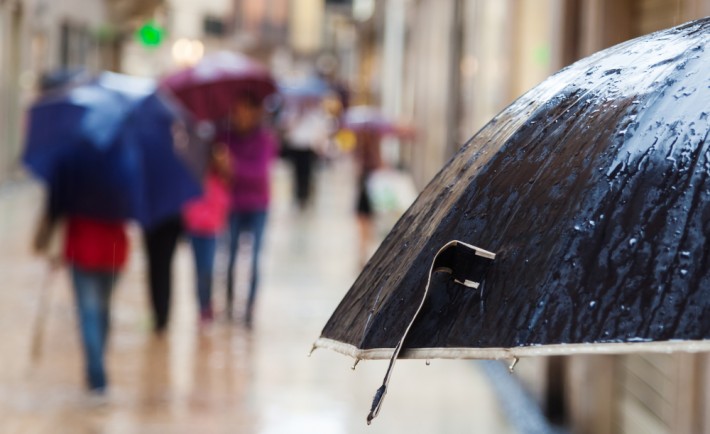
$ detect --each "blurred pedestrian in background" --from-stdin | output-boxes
[223,93,278,327]
[24,72,134,397]
[33,182,128,397]
[282,98,333,210]
[182,142,232,328]
[353,129,383,266]
[64,215,128,394]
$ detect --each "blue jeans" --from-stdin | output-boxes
[227,210,267,317]
[189,234,217,314]
[71,267,116,391]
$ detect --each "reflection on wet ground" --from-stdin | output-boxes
[0,160,513,433]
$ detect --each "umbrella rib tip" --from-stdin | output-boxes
[367,384,387,424]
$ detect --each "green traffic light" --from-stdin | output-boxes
[137,21,164,47]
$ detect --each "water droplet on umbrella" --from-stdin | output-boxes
[589,301,597,309]
[425,360,431,366]
[574,225,582,231]
[508,357,519,373]
[629,238,638,246]
[680,269,688,276]
[680,251,690,258]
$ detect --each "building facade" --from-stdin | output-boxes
[0,0,144,180]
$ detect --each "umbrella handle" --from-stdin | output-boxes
[367,240,495,424]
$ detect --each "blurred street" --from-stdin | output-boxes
[0,158,513,433]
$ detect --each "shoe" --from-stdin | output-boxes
[154,321,167,335]
[244,309,253,329]
[200,307,214,323]
[86,388,109,408]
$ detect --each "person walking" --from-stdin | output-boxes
[65,216,128,394]
[222,94,278,327]
[182,143,232,327]
[283,100,332,210]
[353,129,383,266]
[34,196,128,395]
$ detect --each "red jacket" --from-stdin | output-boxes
[64,216,128,271]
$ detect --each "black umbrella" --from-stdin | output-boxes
[314,18,710,423]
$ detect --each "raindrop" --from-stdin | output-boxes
[589,220,595,227]
[425,360,431,366]
[574,225,582,231]
[351,359,360,370]
[599,214,605,220]
[680,269,688,276]
[680,251,690,258]
[629,238,638,246]
[589,301,597,309]
[508,357,519,373]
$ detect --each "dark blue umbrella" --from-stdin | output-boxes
[23,72,203,227]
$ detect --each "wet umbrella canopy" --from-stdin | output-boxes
[23,72,203,228]
[314,19,710,422]
[162,51,276,121]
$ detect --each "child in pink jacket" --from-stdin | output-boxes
[183,144,231,324]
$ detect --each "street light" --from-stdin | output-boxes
[171,38,204,66]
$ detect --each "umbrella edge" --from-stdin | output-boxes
[314,337,710,360]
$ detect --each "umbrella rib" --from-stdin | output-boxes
[366,240,495,424]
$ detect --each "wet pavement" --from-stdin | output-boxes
[0,159,514,433]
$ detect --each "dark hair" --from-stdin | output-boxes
[235,89,262,108]
[39,68,86,92]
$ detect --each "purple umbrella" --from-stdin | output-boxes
[162,51,276,121]
[342,106,414,138]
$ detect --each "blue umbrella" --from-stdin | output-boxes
[23,72,203,228]
[278,75,330,101]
